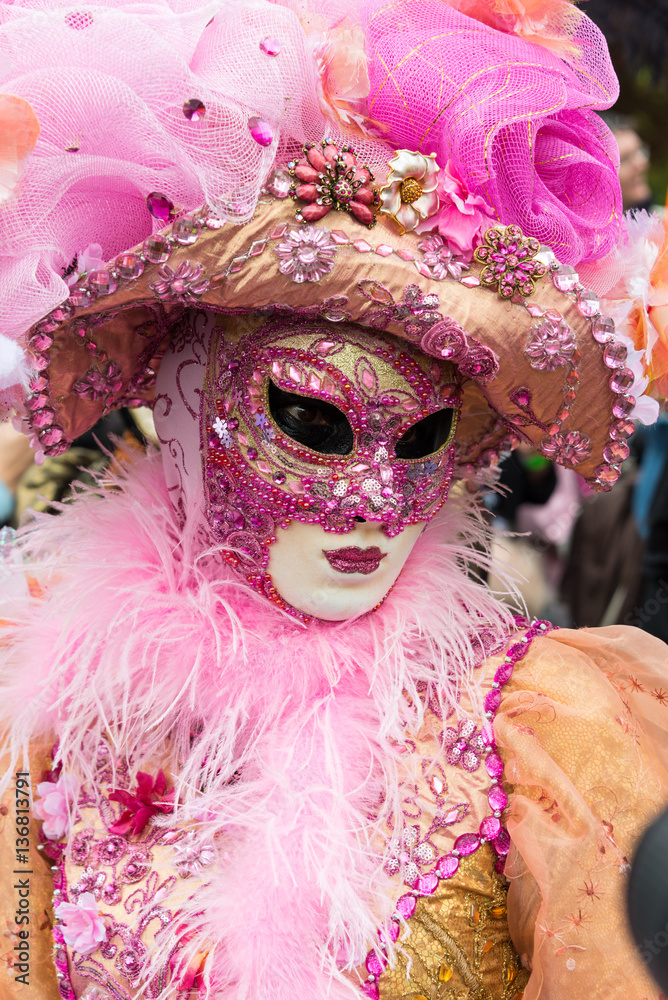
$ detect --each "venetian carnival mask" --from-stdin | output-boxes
[200,317,460,620]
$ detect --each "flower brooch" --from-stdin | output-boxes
[287,139,380,228]
[474,225,547,298]
[378,150,441,235]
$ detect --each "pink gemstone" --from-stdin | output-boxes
[115,253,144,279]
[31,407,55,428]
[362,981,379,1000]
[146,191,175,223]
[459,275,481,287]
[396,249,414,261]
[494,662,513,685]
[493,828,511,856]
[260,36,281,55]
[415,873,439,895]
[414,260,431,278]
[592,315,615,343]
[612,396,636,419]
[479,816,502,840]
[269,224,287,240]
[610,418,635,440]
[29,376,48,393]
[436,854,459,879]
[88,269,118,296]
[485,752,504,779]
[603,341,628,369]
[353,240,372,253]
[249,240,267,257]
[248,116,273,147]
[366,951,385,977]
[505,642,526,661]
[577,288,600,317]
[525,303,544,318]
[330,230,350,245]
[51,302,75,323]
[484,689,501,714]
[33,353,50,371]
[453,833,480,857]
[594,463,621,487]
[375,244,394,257]
[552,264,578,292]
[265,168,291,198]
[27,393,48,410]
[69,286,95,308]
[395,893,417,920]
[143,235,171,264]
[173,217,200,245]
[378,919,400,947]
[603,440,630,464]
[182,98,206,121]
[30,332,53,352]
[488,784,508,813]
[609,368,635,394]
[40,426,64,446]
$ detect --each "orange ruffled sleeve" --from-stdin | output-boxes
[495,625,668,1000]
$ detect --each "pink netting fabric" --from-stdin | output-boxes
[0,0,623,417]
[361,0,622,265]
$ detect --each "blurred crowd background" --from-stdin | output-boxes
[1,0,667,642]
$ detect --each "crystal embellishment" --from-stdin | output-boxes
[115,253,144,280]
[274,227,337,283]
[182,98,206,121]
[248,116,273,147]
[474,225,547,298]
[146,191,175,223]
[260,36,281,55]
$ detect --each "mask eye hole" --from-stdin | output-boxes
[395,408,456,460]
[268,380,354,455]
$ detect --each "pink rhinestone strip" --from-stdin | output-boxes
[538,263,637,491]
[360,617,556,999]
[37,833,77,999]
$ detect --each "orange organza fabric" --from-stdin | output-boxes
[496,625,668,1000]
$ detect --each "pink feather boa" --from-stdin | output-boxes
[0,452,517,998]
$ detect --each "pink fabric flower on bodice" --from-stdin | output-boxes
[54,891,106,956]
[108,770,175,836]
[417,161,496,255]
[33,774,78,840]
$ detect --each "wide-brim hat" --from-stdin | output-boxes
[25,182,639,490]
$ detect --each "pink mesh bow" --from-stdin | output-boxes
[361,0,622,264]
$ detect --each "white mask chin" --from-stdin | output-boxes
[267,519,425,621]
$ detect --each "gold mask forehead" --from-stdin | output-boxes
[213,314,459,416]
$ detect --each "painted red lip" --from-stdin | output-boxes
[323,546,387,575]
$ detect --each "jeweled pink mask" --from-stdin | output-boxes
[201,318,459,585]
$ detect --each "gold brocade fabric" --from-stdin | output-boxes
[379,846,528,1000]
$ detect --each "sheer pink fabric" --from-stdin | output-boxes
[496,626,668,999]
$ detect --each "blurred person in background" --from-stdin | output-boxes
[607,114,654,212]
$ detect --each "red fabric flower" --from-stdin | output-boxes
[108,770,175,836]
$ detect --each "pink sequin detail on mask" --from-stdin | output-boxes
[200,319,460,601]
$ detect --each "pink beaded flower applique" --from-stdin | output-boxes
[474,225,548,298]
[287,139,380,228]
